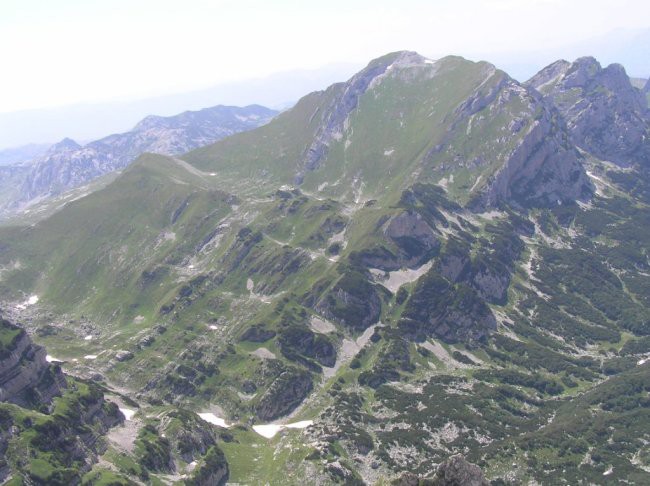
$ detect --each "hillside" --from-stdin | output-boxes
[0,51,649,484]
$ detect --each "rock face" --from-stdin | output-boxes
[315,273,384,331]
[473,87,593,208]
[398,271,497,344]
[0,318,67,406]
[186,446,229,486]
[393,455,489,486]
[0,318,123,484]
[13,104,278,208]
[296,50,431,182]
[254,368,313,420]
[527,57,650,167]
[384,211,440,268]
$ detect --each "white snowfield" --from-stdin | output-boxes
[16,295,39,310]
[120,408,136,420]
[197,412,229,428]
[195,412,313,438]
[252,420,314,439]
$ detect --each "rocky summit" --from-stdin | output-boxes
[527,57,650,167]
[1,51,650,485]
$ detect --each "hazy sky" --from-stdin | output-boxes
[1,0,649,114]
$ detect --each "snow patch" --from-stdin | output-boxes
[84,335,93,341]
[120,408,136,420]
[197,412,229,428]
[637,357,649,366]
[46,355,63,363]
[84,355,98,360]
[16,295,39,310]
[285,420,313,429]
[603,466,613,476]
[252,420,313,439]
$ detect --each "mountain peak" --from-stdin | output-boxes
[48,137,81,153]
[527,56,649,167]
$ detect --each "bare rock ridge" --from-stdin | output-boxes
[527,56,650,167]
[472,84,592,209]
[427,58,591,208]
[393,455,489,485]
[296,51,429,183]
[0,317,66,406]
[13,104,278,209]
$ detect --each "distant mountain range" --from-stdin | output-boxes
[1,104,277,215]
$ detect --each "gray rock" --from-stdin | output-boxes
[115,350,134,362]
[527,57,650,167]
[137,334,155,347]
[297,51,433,181]
[392,455,489,486]
[430,455,489,486]
[472,85,592,208]
[254,368,313,420]
[0,319,67,406]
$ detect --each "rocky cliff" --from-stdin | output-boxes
[394,455,489,486]
[0,317,67,407]
[0,318,124,484]
[297,51,430,182]
[527,57,650,167]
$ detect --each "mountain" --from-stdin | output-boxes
[8,104,278,212]
[1,51,650,484]
[526,57,650,167]
[186,51,590,208]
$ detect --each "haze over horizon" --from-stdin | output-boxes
[1,0,649,149]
